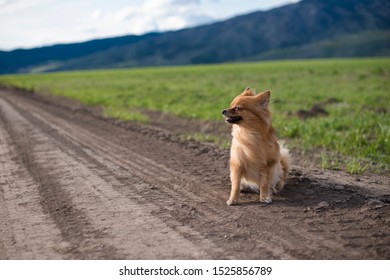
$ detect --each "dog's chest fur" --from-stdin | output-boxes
[231,125,263,165]
[231,124,279,166]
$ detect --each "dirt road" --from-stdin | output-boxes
[0,88,389,260]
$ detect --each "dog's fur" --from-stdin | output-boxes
[222,87,290,205]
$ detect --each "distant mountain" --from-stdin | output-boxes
[1,0,389,74]
[0,33,160,74]
[250,31,390,60]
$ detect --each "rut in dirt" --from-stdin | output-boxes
[0,87,389,260]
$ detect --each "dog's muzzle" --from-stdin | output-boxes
[222,109,242,124]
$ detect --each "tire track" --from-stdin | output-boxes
[0,117,68,259]
[0,96,222,259]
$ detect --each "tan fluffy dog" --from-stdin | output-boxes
[222,87,290,205]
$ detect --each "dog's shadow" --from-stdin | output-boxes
[232,173,384,210]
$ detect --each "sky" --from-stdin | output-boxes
[0,0,300,51]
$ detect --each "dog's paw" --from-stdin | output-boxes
[226,199,238,206]
[259,197,272,204]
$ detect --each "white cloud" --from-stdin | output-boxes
[77,0,215,41]
[108,0,214,33]
[91,9,102,21]
[160,15,187,30]
[114,6,137,22]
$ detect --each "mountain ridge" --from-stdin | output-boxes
[1,0,389,74]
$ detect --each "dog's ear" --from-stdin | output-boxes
[241,87,255,96]
[256,90,271,108]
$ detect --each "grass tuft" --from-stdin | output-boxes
[103,107,149,123]
[346,158,368,175]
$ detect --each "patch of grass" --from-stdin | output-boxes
[321,153,341,171]
[180,133,220,143]
[346,158,369,175]
[103,107,149,123]
[179,133,231,148]
[1,58,389,173]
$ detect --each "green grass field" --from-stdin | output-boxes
[0,58,389,173]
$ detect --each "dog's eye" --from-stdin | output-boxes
[234,106,240,111]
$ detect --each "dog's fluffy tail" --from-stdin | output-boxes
[279,140,291,175]
[274,140,291,193]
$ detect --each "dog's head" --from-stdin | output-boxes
[222,87,271,126]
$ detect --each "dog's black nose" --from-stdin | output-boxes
[222,109,227,116]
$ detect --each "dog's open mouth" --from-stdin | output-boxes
[225,116,243,124]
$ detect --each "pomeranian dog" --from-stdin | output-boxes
[222,87,290,205]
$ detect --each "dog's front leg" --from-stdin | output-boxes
[227,164,241,206]
[259,169,272,203]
